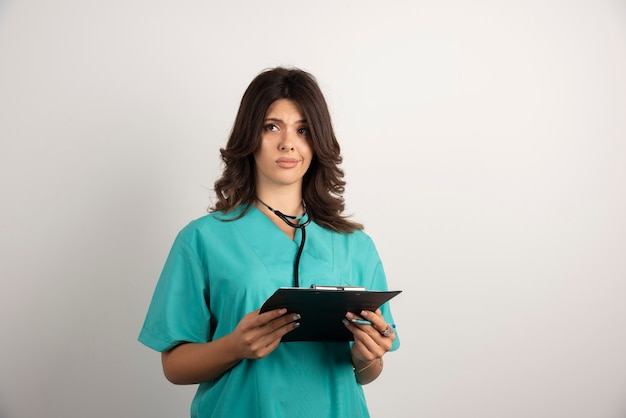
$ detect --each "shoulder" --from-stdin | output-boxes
[178,213,221,236]
[314,223,378,252]
[324,224,374,242]
[175,205,258,244]
[167,210,250,266]
[174,209,238,243]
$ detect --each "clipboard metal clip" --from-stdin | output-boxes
[310,284,366,291]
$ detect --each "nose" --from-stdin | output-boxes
[278,131,296,151]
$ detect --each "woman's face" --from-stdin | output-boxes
[254,99,313,191]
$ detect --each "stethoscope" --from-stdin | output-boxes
[257,198,311,288]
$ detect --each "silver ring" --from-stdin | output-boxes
[381,324,394,337]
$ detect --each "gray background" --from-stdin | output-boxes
[1,1,625,417]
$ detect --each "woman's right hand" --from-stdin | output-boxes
[162,308,299,384]
[231,308,300,360]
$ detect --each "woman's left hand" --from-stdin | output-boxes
[343,309,395,384]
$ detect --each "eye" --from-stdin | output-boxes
[298,127,310,136]
[264,124,279,132]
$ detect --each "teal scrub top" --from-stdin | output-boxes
[139,205,399,418]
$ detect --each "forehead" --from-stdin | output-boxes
[264,99,305,119]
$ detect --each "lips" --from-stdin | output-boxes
[276,157,300,168]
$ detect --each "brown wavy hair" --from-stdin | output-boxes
[211,67,363,233]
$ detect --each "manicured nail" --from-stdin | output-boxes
[293,314,301,321]
[342,319,349,327]
[293,322,300,328]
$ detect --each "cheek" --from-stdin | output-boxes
[252,151,260,167]
[302,152,314,173]
[253,148,267,175]
[301,141,313,161]
[254,141,269,161]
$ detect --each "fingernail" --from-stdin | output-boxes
[293,322,300,328]
[293,314,301,321]
[361,310,369,317]
[342,319,349,327]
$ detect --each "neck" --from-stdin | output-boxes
[256,197,305,218]
[255,187,303,216]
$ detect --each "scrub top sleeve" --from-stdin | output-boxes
[361,236,389,291]
[138,230,212,352]
[364,238,401,352]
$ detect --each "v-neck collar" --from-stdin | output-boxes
[228,205,334,285]
[249,204,304,246]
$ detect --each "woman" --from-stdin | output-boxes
[139,67,399,417]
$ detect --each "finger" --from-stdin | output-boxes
[353,330,391,358]
[359,310,387,333]
[242,316,299,357]
[255,308,288,326]
[253,317,300,356]
[272,316,301,338]
[361,310,396,342]
[349,316,394,352]
[344,313,395,359]
[249,313,300,349]
[350,335,382,362]
[344,311,371,326]
[343,318,386,354]
[342,314,380,339]
[342,318,389,361]
[266,313,301,334]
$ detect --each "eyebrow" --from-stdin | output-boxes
[264,117,308,124]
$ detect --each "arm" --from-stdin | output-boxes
[344,309,396,385]
[162,308,300,384]
[352,355,384,385]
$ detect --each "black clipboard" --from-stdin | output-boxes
[260,287,401,342]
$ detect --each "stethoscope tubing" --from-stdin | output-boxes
[257,199,311,287]
[272,209,310,288]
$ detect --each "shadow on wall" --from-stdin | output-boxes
[0,1,16,24]
[0,398,9,418]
